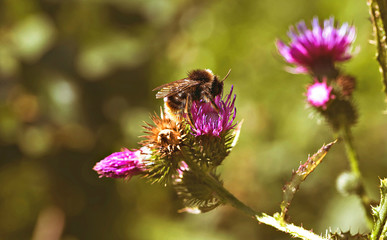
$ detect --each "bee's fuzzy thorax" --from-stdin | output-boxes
[188,69,214,82]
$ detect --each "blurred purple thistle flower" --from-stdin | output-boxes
[190,86,237,137]
[93,148,147,179]
[306,80,334,109]
[276,17,356,76]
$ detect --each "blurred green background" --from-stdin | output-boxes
[0,0,386,239]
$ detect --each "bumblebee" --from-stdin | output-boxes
[153,69,230,124]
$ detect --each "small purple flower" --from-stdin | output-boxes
[190,86,237,137]
[93,148,147,179]
[306,80,334,108]
[276,17,356,75]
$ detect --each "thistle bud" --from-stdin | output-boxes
[336,171,361,196]
[336,75,356,97]
[320,98,358,130]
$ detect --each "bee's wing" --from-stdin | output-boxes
[153,79,199,99]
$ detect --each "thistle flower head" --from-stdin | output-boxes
[142,110,185,156]
[93,148,147,178]
[190,86,237,137]
[276,17,356,76]
[306,80,334,109]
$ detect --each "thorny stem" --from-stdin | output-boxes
[340,126,373,226]
[256,214,327,240]
[367,0,387,98]
[185,160,326,240]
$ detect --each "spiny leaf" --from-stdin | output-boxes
[280,140,337,220]
[370,178,387,240]
[329,230,369,240]
[174,170,223,213]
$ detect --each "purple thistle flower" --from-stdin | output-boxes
[93,148,147,179]
[276,17,356,76]
[306,80,334,109]
[190,86,237,137]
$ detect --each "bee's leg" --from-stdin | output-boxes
[204,93,220,113]
[209,98,220,113]
[184,95,195,126]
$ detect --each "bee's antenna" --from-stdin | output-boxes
[222,69,232,81]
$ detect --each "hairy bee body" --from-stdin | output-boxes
[163,92,188,119]
[153,69,226,123]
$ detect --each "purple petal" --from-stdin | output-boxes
[190,86,237,137]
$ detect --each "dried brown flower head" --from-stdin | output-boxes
[142,110,185,156]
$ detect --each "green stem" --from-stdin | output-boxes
[200,169,257,217]
[339,126,373,226]
[341,126,361,177]
[186,161,326,240]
